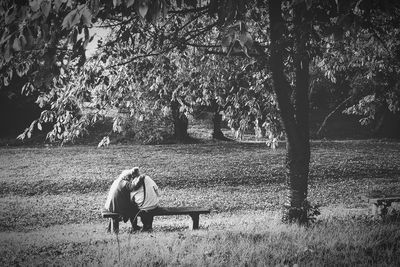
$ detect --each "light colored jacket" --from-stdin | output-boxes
[131,175,160,211]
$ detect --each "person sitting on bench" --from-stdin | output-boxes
[130,168,160,232]
[104,167,144,232]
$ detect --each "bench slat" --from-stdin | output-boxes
[101,206,210,218]
[102,211,121,218]
[102,206,210,231]
[153,207,211,216]
[366,196,400,204]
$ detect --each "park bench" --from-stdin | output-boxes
[101,207,211,233]
[363,194,400,217]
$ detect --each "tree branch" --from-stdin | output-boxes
[107,52,162,68]
[187,43,220,48]
[316,95,352,137]
[204,49,261,58]
[182,22,219,44]
[167,6,209,15]
[175,12,205,33]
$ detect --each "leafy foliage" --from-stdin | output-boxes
[3,0,398,143]
[314,3,400,128]
[21,11,280,144]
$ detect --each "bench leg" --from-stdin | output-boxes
[190,214,199,230]
[371,203,379,217]
[107,220,111,233]
[110,218,119,234]
[372,203,391,218]
[381,204,389,217]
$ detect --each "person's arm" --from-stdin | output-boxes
[126,175,145,191]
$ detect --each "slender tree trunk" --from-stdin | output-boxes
[316,96,352,138]
[269,0,311,223]
[171,101,189,141]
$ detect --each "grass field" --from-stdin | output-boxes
[1,140,400,266]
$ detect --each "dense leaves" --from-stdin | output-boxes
[2,0,398,142]
[316,10,400,129]
[14,6,278,143]
[1,1,400,135]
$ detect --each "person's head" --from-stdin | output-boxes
[119,167,140,181]
[129,167,140,179]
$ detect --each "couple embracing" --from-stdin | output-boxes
[104,167,160,232]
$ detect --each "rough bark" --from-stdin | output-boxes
[171,101,189,141]
[269,0,311,223]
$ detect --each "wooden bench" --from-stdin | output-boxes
[363,194,400,217]
[101,207,211,233]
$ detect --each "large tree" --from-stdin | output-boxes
[2,0,399,222]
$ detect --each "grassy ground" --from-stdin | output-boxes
[0,140,400,265]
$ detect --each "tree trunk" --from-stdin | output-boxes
[212,110,225,139]
[269,0,311,223]
[171,101,189,141]
[211,104,231,141]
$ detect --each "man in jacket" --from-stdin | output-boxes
[130,168,160,232]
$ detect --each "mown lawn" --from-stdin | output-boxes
[0,140,399,266]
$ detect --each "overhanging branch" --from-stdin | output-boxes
[316,95,352,137]
[107,52,161,68]
[167,6,209,15]
[204,49,262,58]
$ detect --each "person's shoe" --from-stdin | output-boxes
[141,227,153,233]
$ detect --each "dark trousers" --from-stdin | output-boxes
[140,207,162,231]
[140,210,154,231]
